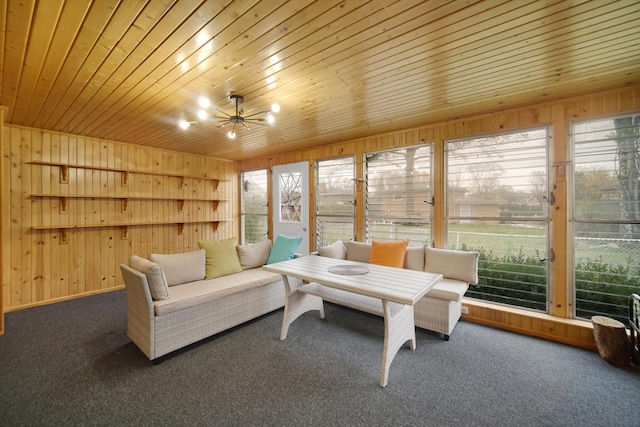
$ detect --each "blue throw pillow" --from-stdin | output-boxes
[267,235,303,264]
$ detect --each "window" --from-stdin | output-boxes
[447,129,550,311]
[316,157,355,247]
[240,169,268,244]
[571,114,640,323]
[278,171,302,223]
[365,145,432,246]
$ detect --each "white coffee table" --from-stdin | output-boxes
[264,256,442,387]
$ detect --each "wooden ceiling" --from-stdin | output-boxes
[1,0,639,161]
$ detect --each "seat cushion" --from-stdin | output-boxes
[153,268,283,316]
[425,278,469,302]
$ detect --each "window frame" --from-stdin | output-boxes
[364,143,433,247]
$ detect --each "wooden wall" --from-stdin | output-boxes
[1,123,236,318]
[237,84,640,350]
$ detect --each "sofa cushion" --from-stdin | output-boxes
[404,247,425,271]
[149,249,206,286]
[317,240,347,259]
[198,238,243,279]
[424,247,479,284]
[153,268,283,316]
[236,239,272,269]
[129,255,170,301]
[369,240,408,268]
[425,278,469,302]
[345,241,371,263]
[267,235,302,264]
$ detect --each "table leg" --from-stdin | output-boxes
[280,275,325,340]
[380,301,416,387]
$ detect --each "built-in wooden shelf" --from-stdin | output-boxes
[30,194,229,214]
[32,220,231,244]
[29,161,231,244]
[29,160,225,189]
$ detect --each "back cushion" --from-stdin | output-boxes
[404,247,425,271]
[369,240,408,268]
[236,239,272,269]
[345,241,371,263]
[424,248,479,284]
[150,249,206,286]
[129,255,170,300]
[317,240,347,259]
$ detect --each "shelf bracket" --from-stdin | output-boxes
[121,171,129,187]
[212,180,220,191]
[122,226,129,240]
[59,197,68,214]
[178,200,185,212]
[177,223,185,235]
[59,229,68,245]
[60,165,68,184]
[122,198,129,213]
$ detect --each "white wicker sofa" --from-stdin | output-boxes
[119,237,298,361]
[316,240,479,340]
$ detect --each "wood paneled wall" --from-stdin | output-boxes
[1,124,236,316]
[237,84,640,350]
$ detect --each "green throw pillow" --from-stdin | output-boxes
[198,237,243,279]
[267,235,303,264]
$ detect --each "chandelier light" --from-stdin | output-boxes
[178,94,280,139]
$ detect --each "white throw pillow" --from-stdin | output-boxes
[129,255,170,300]
[317,240,347,259]
[236,239,272,269]
[149,249,206,286]
[424,247,479,284]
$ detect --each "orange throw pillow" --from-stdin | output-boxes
[369,240,409,268]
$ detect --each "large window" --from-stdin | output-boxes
[316,157,355,247]
[240,169,268,244]
[365,145,432,247]
[447,129,550,311]
[571,114,640,323]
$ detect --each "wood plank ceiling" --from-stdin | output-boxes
[1,0,639,161]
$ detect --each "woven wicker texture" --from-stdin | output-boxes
[120,264,285,360]
[414,297,460,340]
[381,301,416,387]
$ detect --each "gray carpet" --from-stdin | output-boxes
[0,289,638,427]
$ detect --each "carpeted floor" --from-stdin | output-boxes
[1,289,638,427]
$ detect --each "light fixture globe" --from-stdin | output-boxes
[178,94,279,139]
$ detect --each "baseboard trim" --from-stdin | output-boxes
[3,286,125,314]
[461,298,597,350]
